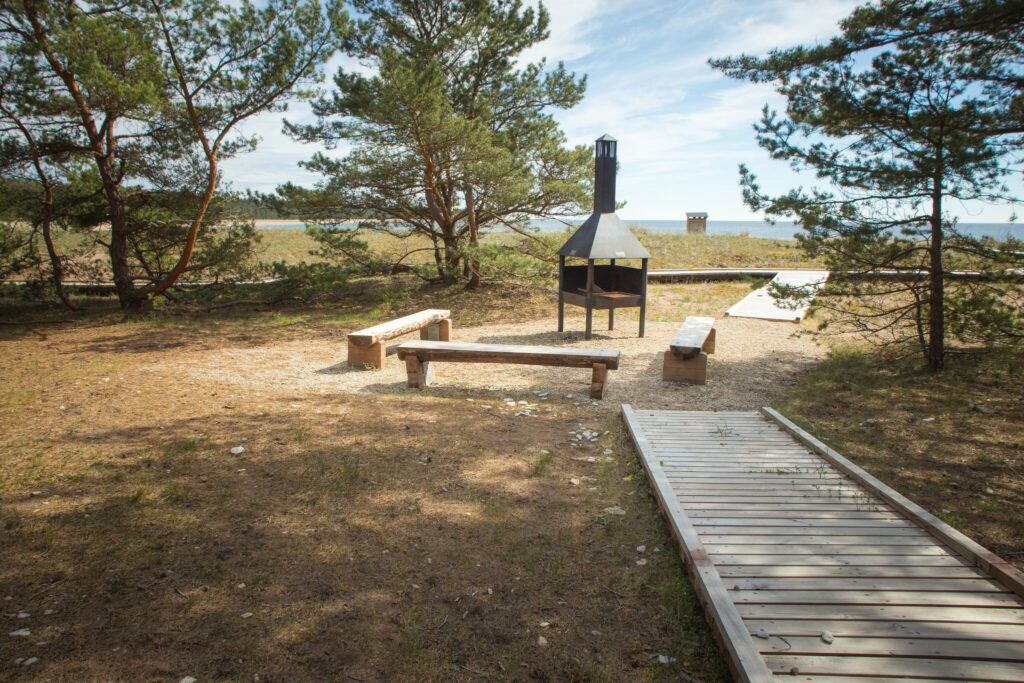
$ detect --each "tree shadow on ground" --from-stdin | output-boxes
[0,390,728,681]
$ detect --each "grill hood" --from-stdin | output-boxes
[557,134,650,260]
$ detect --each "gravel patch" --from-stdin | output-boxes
[162,316,825,413]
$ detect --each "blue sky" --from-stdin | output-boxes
[221,0,1020,223]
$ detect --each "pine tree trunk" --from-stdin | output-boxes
[99,169,139,309]
[927,170,945,371]
[465,186,480,289]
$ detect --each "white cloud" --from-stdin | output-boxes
[518,0,619,64]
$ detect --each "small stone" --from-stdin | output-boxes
[921,417,935,422]
[539,621,550,627]
[591,630,600,636]
[755,628,770,639]
[518,400,528,405]
[636,545,646,553]
[820,630,835,644]
[540,449,550,455]
[180,677,197,683]
[481,405,492,409]
[603,449,613,455]
[942,509,951,514]
[9,629,30,637]
[241,612,254,619]
[656,655,676,664]
[565,394,573,399]
[22,657,39,666]
[237,583,246,589]
[43,609,54,615]
[230,446,245,455]
[862,418,875,425]
[537,635,548,646]
[570,478,580,486]
[16,612,29,619]
[635,558,647,566]
[586,457,595,462]
[985,487,995,495]
[602,506,626,516]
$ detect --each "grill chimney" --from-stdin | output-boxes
[594,134,616,213]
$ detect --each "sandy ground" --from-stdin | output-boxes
[157,314,825,414]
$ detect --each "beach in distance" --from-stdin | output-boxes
[254,217,1024,241]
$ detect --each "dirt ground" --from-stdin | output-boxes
[0,280,831,682]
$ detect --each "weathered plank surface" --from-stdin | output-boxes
[621,406,1024,682]
[725,270,829,322]
[396,341,620,369]
[396,341,621,399]
[348,309,451,348]
[669,316,716,357]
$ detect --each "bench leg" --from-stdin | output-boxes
[703,328,716,354]
[608,308,614,331]
[590,362,608,400]
[662,349,708,384]
[405,356,434,388]
[349,340,386,369]
[419,319,452,342]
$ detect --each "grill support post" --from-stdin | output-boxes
[585,259,595,340]
[558,254,566,332]
[640,258,648,337]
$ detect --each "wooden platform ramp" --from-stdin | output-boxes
[621,406,1024,682]
[726,270,829,322]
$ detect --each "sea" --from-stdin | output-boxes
[255,218,1024,242]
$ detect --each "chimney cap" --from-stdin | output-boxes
[595,133,617,142]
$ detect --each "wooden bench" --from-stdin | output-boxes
[395,341,621,399]
[347,309,452,369]
[662,316,715,384]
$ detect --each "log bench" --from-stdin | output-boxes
[395,341,621,399]
[347,309,452,369]
[662,316,716,385]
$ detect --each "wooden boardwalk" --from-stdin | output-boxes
[622,406,1024,682]
[725,270,830,322]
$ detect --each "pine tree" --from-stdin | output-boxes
[280,0,590,287]
[0,0,345,308]
[713,1,1024,369]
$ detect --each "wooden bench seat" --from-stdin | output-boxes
[395,341,621,399]
[662,316,715,384]
[347,309,451,369]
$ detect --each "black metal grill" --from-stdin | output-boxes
[557,135,649,339]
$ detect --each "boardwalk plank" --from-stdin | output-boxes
[762,654,1024,680]
[727,577,1007,592]
[757,635,1024,659]
[744,619,1024,640]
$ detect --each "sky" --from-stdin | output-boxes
[220,0,1020,223]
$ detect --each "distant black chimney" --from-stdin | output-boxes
[594,134,616,213]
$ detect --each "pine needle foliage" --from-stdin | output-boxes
[713,0,1024,369]
[278,0,591,288]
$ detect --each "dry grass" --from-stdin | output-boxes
[0,281,735,681]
